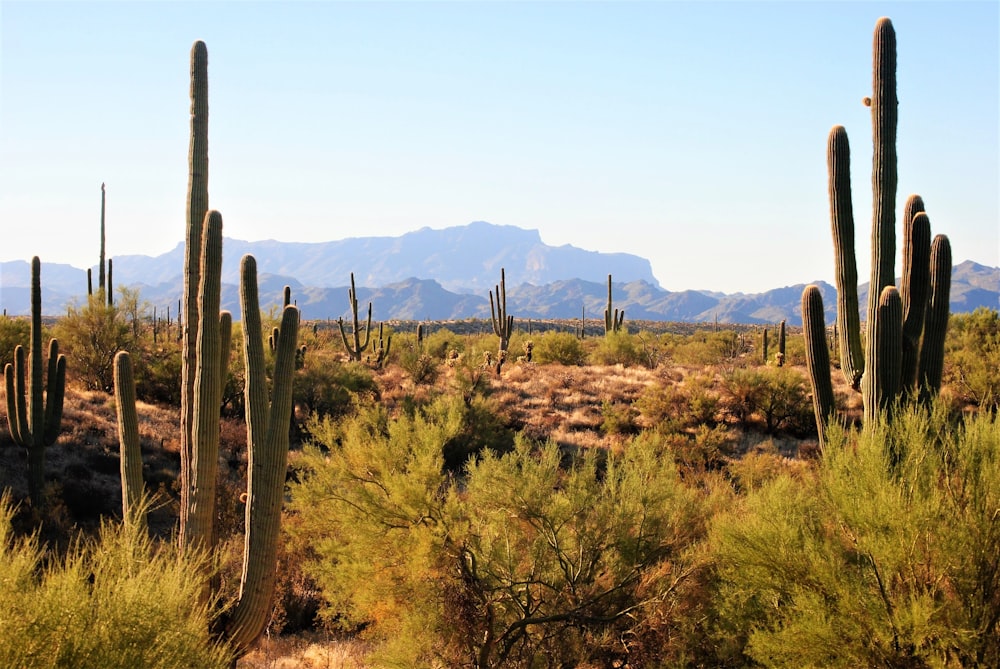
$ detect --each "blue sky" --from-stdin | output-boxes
[1,1,997,293]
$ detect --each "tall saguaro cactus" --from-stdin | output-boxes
[489,267,513,375]
[113,350,144,527]
[4,256,67,506]
[180,39,210,540]
[803,17,952,433]
[604,274,624,335]
[337,272,371,361]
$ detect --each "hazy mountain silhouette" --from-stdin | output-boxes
[1,223,996,326]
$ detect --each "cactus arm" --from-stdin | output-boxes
[42,342,66,446]
[5,353,27,446]
[185,210,224,551]
[240,256,269,455]
[900,204,930,392]
[219,311,232,400]
[113,351,145,526]
[181,40,209,536]
[226,256,300,654]
[802,285,835,448]
[918,235,951,400]
[864,286,903,424]
[827,125,865,390]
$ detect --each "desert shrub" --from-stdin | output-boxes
[672,330,748,366]
[54,295,134,392]
[600,400,640,436]
[294,349,378,422]
[531,331,586,366]
[589,331,644,367]
[290,424,716,668]
[421,327,467,359]
[132,339,182,405]
[944,307,1000,410]
[0,497,233,668]
[710,403,1000,666]
[398,341,441,385]
[0,314,30,368]
[636,373,719,431]
[720,366,812,434]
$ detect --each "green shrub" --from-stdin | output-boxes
[636,373,719,431]
[294,348,378,421]
[532,331,587,366]
[710,403,1000,667]
[0,497,232,668]
[54,295,134,392]
[672,330,748,366]
[589,331,644,367]
[720,366,812,434]
[944,307,1000,410]
[290,426,714,668]
[0,314,30,369]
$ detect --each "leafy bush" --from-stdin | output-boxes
[54,295,134,392]
[710,403,1000,667]
[532,331,587,366]
[944,307,1000,410]
[290,424,716,668]
[636,373,720,431]
[0,497,232,668]
[293,349,378,421]
[589,331,645,367]
[672,330,749,366]
[720,366,812,434]
[0,314,30,369]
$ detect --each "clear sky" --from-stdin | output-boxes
[1,1,997,294]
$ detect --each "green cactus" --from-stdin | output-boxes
[113,350,144,527]
[337,272,371,361]
[804,17,951,435]
[4,256,66,506]
[761,328,768,363]
[180,39,209,535]
[99,182,107,294]
[372,321,391,369]
[777,320,786,366]
[801,285,834,448]
[604,274,624,335]
[917,234,952,401]
[489,267,513,375]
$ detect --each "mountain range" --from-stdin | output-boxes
[1,222,996,326]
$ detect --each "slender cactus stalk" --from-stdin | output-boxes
[489,268,513,375]
[802,286,834,449]
[113,351,145,527]
[337,272,371,361]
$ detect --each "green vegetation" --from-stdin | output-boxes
[0,496,233,668]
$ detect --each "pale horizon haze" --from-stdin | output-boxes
[1,1,997,294]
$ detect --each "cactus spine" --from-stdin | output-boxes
[489,267,513,375]
[337,272,371,361]
[4,257,67,506]
[804,17,951,434]
[604,274,624,335]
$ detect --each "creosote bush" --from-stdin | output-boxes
[531,330,587,366]
[710,402,1000,667]
[289,406,723,668]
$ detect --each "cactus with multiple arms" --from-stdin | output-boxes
[489,267,513,375]
[803,17,951,434]
[337,272,371,361]
[604,274,624,335]
[4,257,67,506]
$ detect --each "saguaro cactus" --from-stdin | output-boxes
[113,350,144,527]
[337,273,371,361]
[489,267,513,375]
[4,257,67,506]
[801,286,834,448]
[180,39,209,539]
[604,274,624,335]
[803,17,951,433]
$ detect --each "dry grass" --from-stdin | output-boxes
[238,632,368,669]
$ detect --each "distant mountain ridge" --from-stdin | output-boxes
[1,222,997,326]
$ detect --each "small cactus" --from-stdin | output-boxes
[489,268,513,375]
[337,273,371,361]
[604,274,624,335]
[4,257,66,506]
